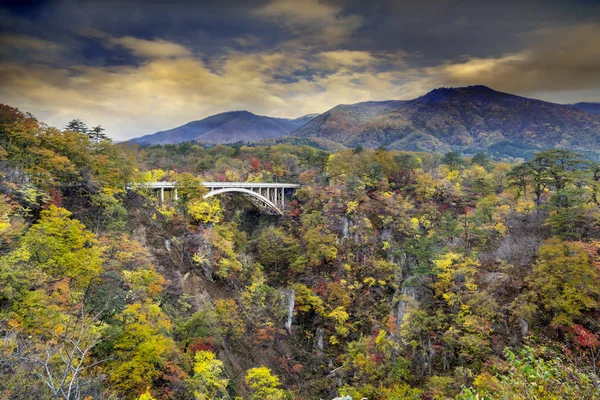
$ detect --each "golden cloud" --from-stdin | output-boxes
[109,36,192,58]
[255,0,362,45]
[427,23,600,97]
[257,0,344,25]
[318,50,376,69]
[0,38,419,140]
[2,23,599,141]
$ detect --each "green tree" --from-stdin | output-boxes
[545,187,589,239]
[535,149,586,192]
[458,346,600,400]
[0,306,107,399]
[301,225,338,269]
[471,152,490,169]
[64,119,88,134]
[441,152,464,171]
[392,152,420,184]
[256,226,299,269]
[89,124,108,144]
[508,158,550,206]
[508,150,587,206]
[339,332,421,399]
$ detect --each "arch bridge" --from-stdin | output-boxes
[131,181,300,216]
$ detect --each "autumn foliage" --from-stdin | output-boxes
[2,106,600,399]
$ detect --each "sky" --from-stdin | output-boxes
[0,0,599,141]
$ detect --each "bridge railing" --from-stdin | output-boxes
[127,181,300,189]
[127,181,300,215]
[203,182,300,188]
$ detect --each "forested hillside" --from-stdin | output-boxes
[292,86,600,155]
[128,87,600,158]
[573,102,600,115]
[2,104,600,399]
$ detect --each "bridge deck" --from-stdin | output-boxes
[131,181,300,189]
[128,181,300,215]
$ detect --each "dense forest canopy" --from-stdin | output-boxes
[2,103,600,399]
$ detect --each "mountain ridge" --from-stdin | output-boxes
[291,85,600,153]
[572,102,600,115]
[129,86,600,154]
[129,110,318,145]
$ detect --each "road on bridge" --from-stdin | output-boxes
[129,181,300,215]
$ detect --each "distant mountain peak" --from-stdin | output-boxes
[130,85,600,152]
[225,110,251,115]
[432,85,496,93]
[129,110,312,145]
[418,85,512,103]
[463,85,497,92]
[292,85,600,153]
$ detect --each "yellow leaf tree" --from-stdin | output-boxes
[245,366,287,400]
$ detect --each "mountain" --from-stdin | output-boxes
[129,111,317,145]
[292,113,320,126]
[572,102,600,115]
[291,86,600,154]
[288,100,407,144]
[130,87,600,155]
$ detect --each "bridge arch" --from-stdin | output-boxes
[128,181,299,215]
[204,187,282,215]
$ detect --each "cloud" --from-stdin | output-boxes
[232,36,261,48]
[427,23,600,98]
[255,0,362,45]
[109,36,192,58]
[0,33,422,140]
[0,34,65,63]
[318,50,376,69]
[0,34,63,52]
[2,19,600,142]
[317,50,407,71]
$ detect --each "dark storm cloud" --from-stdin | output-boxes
[0,0,599,140]
[3,0,600,60]
[342,0,600,65]
[0,0,282,56]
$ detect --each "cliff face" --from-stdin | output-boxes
[122,192,258,397]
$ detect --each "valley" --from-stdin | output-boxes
[2,104,600,399]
